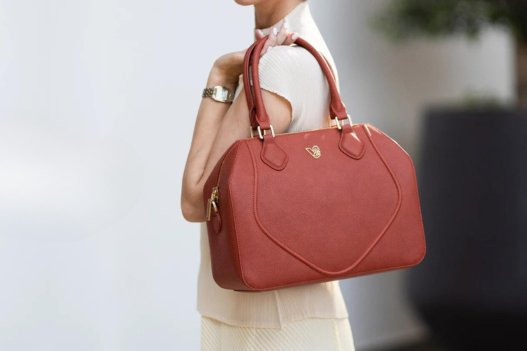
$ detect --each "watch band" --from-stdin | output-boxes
[203,86,235,103]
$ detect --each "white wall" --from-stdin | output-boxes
[0,0,512,350]
[0,1,252,350]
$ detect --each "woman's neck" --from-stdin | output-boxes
[254,0,304,29]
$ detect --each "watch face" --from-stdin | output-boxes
[213,86,231,102]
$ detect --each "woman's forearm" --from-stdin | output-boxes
[181,69,236,222]
[181,25,297,223]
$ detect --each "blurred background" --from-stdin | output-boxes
[0,0,524,350]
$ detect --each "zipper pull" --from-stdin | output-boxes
[206,187,219,221]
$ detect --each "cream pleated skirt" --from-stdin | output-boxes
[201,317,355,351]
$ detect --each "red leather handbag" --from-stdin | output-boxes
[203,36,426,291]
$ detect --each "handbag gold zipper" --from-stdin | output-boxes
[206,142,238,221]
[206,186,219,221]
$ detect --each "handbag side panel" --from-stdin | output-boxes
[205,142,250,291]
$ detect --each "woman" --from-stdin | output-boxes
[181,0,355,349]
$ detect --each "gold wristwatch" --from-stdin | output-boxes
[202,86,235,103]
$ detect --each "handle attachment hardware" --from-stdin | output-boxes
[334,115,353,130]
[251,125,275,139]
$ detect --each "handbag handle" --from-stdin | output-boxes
[243,36,350,135]
[242,39,261,129]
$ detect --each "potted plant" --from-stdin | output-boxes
[373,1,527,350]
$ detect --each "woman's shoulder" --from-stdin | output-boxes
[256,44,332,125]
[257,45,329,99]
[258,45,325,77]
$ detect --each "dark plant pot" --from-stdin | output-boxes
[408,108,527,351]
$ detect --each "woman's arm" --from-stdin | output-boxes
[181,25,296,222]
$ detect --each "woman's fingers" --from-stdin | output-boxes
[283,32,299,46]
[261,27,278,57]
[255,29,264,41]
[259,21,299,57]
[275,22,289,45]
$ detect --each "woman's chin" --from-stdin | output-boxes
[234,0,260,6]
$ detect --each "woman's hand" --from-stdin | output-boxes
[209,22,298,87]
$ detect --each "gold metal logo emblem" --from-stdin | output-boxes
[305,145,321,159]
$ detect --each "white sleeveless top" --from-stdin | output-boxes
[197,2,349,329]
